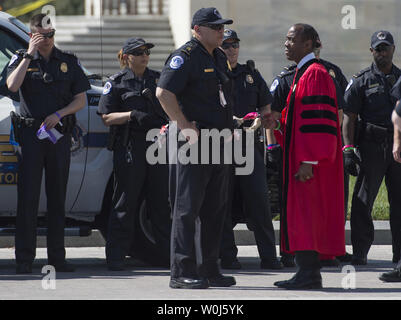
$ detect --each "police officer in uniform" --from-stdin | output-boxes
[98,38,171,271]
[156,7,240,289]
[218,29,282,270]
[380,77,401,282]
[269,36,349,267]
[343,30,401,266]
[7,14,90,274]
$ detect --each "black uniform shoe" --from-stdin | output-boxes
[51,261,75,272]
[207,274,236,287]
[351,256,367,266]
[320,258,340,267]
[261,259,284,270]
[379,267,401,282]
[336,252,353,263]
[280,255,296,268]
[16,263,32,274]
[169,277,209,289]
[274,270,322,290]
[220,259,242,270]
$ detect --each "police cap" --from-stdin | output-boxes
[122,37,154,54]
[371,30,394,49]
[223,29,240,42]
[191,7,233,28]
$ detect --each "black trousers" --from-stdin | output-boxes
[170,148,230,279]
[106,134,171,264]
[220,148,277,262]
[351,138,401,259]
[15,127,71,265]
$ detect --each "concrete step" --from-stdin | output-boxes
[56,43,174,53]
[56,29,173,37]
[56,36,173,45]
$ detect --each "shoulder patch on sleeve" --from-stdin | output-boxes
[169,55,184,70]
[103,81,112,95]
[270,78,279,92]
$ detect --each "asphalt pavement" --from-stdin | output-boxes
[0,245,400,301]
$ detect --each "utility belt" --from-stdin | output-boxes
[106,124,148,151]
[10,112,76,145]
[356,120,393,144]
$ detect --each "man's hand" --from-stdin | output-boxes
[343,150,360,176]
[295,163,314,182]
[393,142,401,163]
[42,113,61,130]
[260,113,277,129]
[181,121,199,145]
[27,33,44,56]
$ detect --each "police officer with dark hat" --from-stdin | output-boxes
[7,13,90,274]
[98,37,171,271]
[343,30,401,266]
[156,7,241,289]
[218,28,283,270]
[269,34,350,267]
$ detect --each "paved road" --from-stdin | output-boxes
[0,245,400,301]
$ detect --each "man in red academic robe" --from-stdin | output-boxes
[273,24,345,289]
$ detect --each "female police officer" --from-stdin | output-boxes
[98,38,171,271]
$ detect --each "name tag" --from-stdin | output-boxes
[368,83,379,89]
[27,68,39,72]
[204,68,214,73]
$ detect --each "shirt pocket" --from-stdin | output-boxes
[121,91,148,112]
[201,72,219,96]
[364,85,384,105]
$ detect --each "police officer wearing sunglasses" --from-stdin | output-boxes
[219,29,283,271]
[343,30,401,266]
[156,7,237,289]
[98,37,171,271]
[7,14,90,274]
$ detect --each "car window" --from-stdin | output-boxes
[0,28,27,102]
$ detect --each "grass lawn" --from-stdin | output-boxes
[347,176,390,220]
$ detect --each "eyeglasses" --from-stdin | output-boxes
[40,30,56,38]
[201,24,224,31]
[222,42,240,49]
[128,48,151,56]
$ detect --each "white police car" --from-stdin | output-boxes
[0,11,168,266]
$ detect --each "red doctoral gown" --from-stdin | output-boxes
[278,60,345,256]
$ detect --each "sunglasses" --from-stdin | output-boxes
[201,24,224,31]
[222,42,240,49]
[128,48,151,56]
[40,30,56,38]
[374,45,392,52]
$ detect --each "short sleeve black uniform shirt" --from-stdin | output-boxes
[344,63,401,126]
[7,47,90,119]
[157,38,233,130]
[98,67,166,131]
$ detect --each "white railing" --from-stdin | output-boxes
[85,0,165,16]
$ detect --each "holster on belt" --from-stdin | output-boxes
[57,114,76,134]
[362,122,393,143]
[10,111,42,146]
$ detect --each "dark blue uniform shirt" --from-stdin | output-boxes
[344,63,401,127]
[391,76,401,116]
[98,67,166,131]
[7,47,90,119]
[230,63,272,117]
[157,38,233,130]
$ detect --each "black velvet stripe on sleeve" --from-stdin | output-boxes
[299,124,337,136]
[300,110,337,122]
[301,95,336,108]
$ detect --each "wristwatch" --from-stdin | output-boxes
[23,52,34,60]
